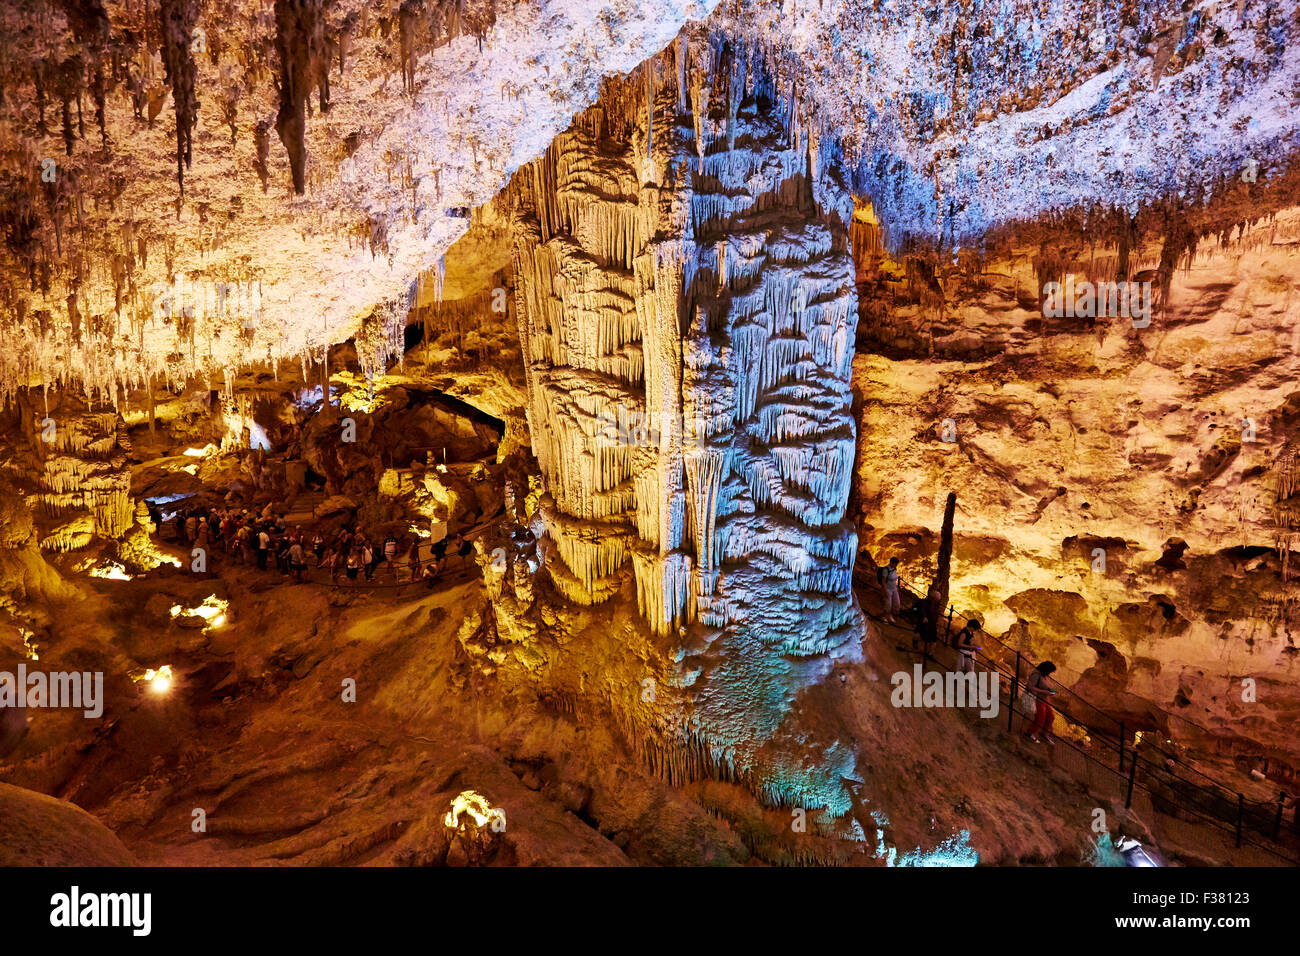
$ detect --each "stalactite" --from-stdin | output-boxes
[398,0,419,96]
[644,59,654,162]
[273,0,328,195]
[675,34,688,116]
[159,0,199,198]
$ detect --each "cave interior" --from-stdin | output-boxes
[0,0,1299,869]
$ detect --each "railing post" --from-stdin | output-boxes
[1125,753,1137,809]
[1009,652,1022,733]
[946,605,954,644]
[1118,721,1126,773]
[1236,793,1244,848]
[1274,795,1285,842]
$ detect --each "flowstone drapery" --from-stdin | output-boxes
[510,47,865,770]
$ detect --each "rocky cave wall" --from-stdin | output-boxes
[850,208,1300,781]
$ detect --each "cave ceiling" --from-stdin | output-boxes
[1,0,1296,401]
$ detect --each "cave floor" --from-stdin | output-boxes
[5,527,1290,865]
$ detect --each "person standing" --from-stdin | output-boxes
[362,541,375,581]
[880,557,902,624]
[1023,661,1059,743]
[289,538,305,583]
[422,554,441,589]
[257,526,271,570]
[384,534,399,578]
[431,532,449,568]
[954,619,981,673]
[406,539,421,583]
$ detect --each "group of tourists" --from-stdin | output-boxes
[156,502,476,589]
[872,552,1057,742]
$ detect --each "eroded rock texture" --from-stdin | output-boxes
[851,208,1300,778]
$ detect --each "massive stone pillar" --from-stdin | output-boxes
[508,45,865,804]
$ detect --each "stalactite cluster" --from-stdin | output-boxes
[32,406,134,549]
[0,0,513,407]
[0,0,1293,415]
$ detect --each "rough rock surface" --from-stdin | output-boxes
[852,208,1300,784]
[0,781,135,865]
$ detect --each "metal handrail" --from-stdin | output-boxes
[857,567,1300,864]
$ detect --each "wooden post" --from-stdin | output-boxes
[931,492,956,628]
[1273,795,1284,842]
[1118,721,1126,773]
[1125,753,1137,809]
[1236,793,1244,848]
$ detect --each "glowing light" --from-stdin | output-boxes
[135,665,174,695]
[443,790,502,831]
[1116,835,1161,867]
[183,444,218,458]
[169,595,229,629]
[335,373,392,415]
[877,823,979,867]
[248,421,271,451]
[408,524,431,539]
[21,630,38,661]
[88,561,133,581]
[138,545,183,570]
[294,385,325,409]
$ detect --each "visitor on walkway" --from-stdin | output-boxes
[955,619,981,673]
[256,527,271,570]
[1022,661,1058,743]
[321,548,339,583]
[289,539,305,583]
[384,534,399,578]
[361,541,375,581]
[880,557,901,624]
[346,549,362,582]
[406,539,421,582]
[431,532,449,567]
